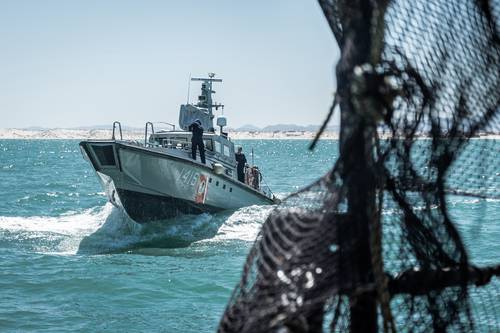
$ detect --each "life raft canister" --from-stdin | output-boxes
[245,166,261,189]
[195,174,208,204]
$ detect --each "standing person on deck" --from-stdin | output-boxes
[189,119,205,164]
[235,147,247,183]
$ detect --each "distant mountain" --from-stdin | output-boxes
[231,124,340,132]
[236,124,261,132]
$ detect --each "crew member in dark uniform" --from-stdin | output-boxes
[235,146,247,183]
[189,119,205,164]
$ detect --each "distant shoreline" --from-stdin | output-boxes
[0,128,339,140]
[0,128,499,140]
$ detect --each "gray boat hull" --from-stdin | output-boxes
[80,140,274,223]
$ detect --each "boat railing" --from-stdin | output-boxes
[260,183,272,197]
[145,122,177,147]
[154,122,176,132]
[112,121,123,140]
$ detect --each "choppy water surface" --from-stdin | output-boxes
[0,139,498,332]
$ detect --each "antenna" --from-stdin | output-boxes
[186,73,191,104]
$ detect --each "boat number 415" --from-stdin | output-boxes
[179,168,201,187]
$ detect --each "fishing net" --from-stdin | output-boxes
[218,0,500,332]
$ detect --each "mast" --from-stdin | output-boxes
[190,73,224,120]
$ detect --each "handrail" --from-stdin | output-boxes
[112,121,123,140]
[155,122,176,131]
[145,122,155,146]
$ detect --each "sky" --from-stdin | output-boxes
[0,0,340,129]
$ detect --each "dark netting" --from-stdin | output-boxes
[218,0,499,332]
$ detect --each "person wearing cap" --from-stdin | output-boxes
[235,146,247,183]
[188,119,205,164]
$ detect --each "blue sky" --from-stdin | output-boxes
[0,1,339,129]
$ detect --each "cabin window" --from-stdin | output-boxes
[216,181,219,186]
[223,145,230,157]
[204,139,213,151]
[222,184,226,189]
[229,187,233,193]
[161,139,170,147]
[168,137,188,149]
[214,141,221,153]
[209,178,212,183]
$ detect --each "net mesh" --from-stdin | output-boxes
[218,0,500,332]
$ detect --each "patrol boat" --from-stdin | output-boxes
[79,74,277,224]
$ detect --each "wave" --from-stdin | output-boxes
[210,205,274,242]
[0,203,273,255]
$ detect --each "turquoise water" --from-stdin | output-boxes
[0,139,498,332]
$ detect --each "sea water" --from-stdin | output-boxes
[0,139,498,332]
